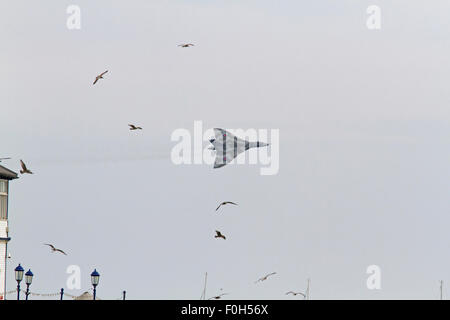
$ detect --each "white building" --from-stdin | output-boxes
[0,165,18,300]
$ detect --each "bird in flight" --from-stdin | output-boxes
[286,291,306,298]
[216,201,238,211]
[44,244,67,255]
[93,70,108,85]
[215,230,226,240]
[208,293,229,300]
[128,124,143,130]
[178,43,194,48]
[19,160,33,174]
[255,272,276,283]
[0,157,11,163]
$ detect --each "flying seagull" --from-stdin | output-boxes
[216,201,238,211]
[19,160,33,174]
[209,128,269,169]
[93,70,108,85]
[208,293,229,300]
[178,43,194,48]
[44,244,67,255]
[215,230,226,240]
[286,291,306,298]
[128,124,143,130]
[0,157,11,163]
[255,272,276,284]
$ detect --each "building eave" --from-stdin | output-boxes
[0,165,18,180]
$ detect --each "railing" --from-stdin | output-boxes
[0,289,125,300]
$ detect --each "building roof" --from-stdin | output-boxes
[0,165,18,180]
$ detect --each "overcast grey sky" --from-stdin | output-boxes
[1,0,449,299]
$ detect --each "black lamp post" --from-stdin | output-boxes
[14,264,24,300]
[90,269,100,300]
[25,269,33,300]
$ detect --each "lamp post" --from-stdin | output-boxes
[25,269,33,300]
[90,269,100,300]
[14,264,24,300]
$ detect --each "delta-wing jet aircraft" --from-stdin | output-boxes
[209,128,269,169]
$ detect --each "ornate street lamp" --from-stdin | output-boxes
[25,269,33,300]
[90,269,100,300]
[14,264,24,300]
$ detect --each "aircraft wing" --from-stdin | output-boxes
[213,128,247,168]
[214,148,240,168]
